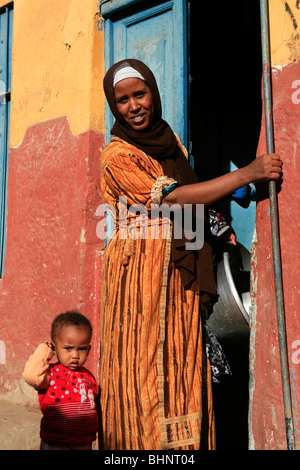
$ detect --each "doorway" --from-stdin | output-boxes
[188,0,263,449]
[101,0,264,449]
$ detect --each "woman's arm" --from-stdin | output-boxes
[163,153,282,207]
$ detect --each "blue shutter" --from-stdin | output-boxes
[0,3,13,277]
[101,0,188,148]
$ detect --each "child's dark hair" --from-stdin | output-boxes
[51,310,93,341]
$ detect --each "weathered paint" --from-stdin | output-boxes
[0,117,105,402]
[8,0,105,148]
[249,0,300,448]
[0,0,105,405]
[269,0,300,66]
[0,2,299,449]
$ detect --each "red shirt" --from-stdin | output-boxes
[38,363,98,445]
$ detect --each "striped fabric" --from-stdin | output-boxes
[100,137,215,450]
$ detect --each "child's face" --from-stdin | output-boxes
[53,325,91,371]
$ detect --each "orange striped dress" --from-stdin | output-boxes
[99,136,215,450]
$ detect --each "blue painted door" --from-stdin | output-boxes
[101,0,188,148]
[0,4,13,277]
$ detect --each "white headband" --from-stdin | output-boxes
[113,65,145,88]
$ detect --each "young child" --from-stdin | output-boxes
[23,310,98,450]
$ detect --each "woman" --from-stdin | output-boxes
[100,59,282,450]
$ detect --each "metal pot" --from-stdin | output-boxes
[207,243,250,343]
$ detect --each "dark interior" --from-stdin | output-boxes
[189,0,263,449]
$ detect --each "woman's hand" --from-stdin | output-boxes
[164,153,283,208]
[246,153,282,183]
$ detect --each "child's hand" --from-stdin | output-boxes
[23,343,55,390]
[228,232,237,245]
[219,228,237,246]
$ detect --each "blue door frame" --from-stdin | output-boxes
[0,3,13,277]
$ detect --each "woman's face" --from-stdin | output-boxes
[114,77,155,131]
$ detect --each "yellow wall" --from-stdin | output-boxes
[269,0,300,65]
[3,0,299,147]
[1,0,105,147]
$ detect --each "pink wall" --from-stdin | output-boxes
[250,60,300,449]
[0,117,105,400]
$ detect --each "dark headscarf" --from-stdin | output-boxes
[103,59,217,308]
